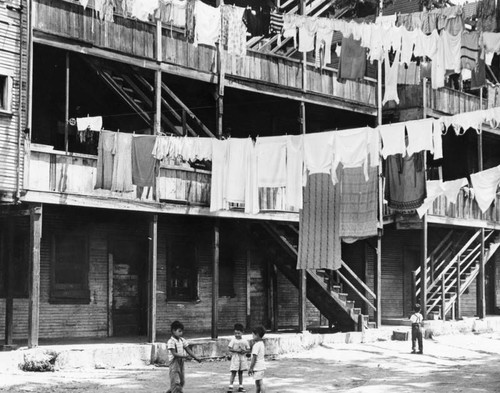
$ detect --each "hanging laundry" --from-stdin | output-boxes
[431,30,446,89]
[243,7,270,37]
[443,13,464,36]
[470,165,500,213]
[155,0,186,27]
[432,120,443,160]
[379,122,406,159]
[210,139,228,212]
[95,130,116,190]
[406,118,434,156]
[442,177,468,204]
[225,138,253,204]
[461,31,480,70]
[303,131,335,180]
[245,139,259,214]
[487,82,500,108]
[367,24,383,63]
[192,137,213,161]
[221,5,247,57]
[332,127,371,183]
[111,132,134,192]
[193,0,221,47]
[463,2,478,20]
[315,22,333,68]
[297,172,341,270]
[130,0,158,21]
[400,28,419,65]
[338,36,366,82]
[471,52,486,89]
[421,11,439,34]
[442,30,462,74]
[382,50,400,105]
[339,166,378,240]
[286,134,304,211]
[76,116,103,132]
[282,13,298,47]
[297,18,316,53]
[382,25,402,53]
[132,135,157,188]
[255,136,287,188]
[477,0,497,32]
[385,151,427,212]
[416,180,445,218]
[185,0,195,42]
[270,10,283,35]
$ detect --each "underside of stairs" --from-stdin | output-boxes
[250,222,376,332]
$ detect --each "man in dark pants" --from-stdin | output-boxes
[410,303,424,354]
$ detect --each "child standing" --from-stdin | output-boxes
[167,320,201,393]
[248,326,266,393]
[410,304,424,354]
[228,323,250,392]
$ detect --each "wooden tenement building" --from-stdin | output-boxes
[0,0,500,347]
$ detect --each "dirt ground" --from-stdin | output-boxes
[1,332,500,393]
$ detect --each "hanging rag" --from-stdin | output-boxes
[95,130,116,190]
[416,180,445,218]
[131,135,157,187]
[210,138,228,211]
[303,131,335,181]
[76,116,103,132]
[379,122,406,159]
[255,136,287,188]
[470,165,500,213]
[111,132,134,192]
[193,0,221,47]
[383,50,400,105]
[406,118,434,156]
[338,35,366,82]
[297,172,341,270]
[286,134,304,211]
[385,151,427,212]
[339,166,379,240]
[442,177,468,204]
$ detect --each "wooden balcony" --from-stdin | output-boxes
[32,0,377,115]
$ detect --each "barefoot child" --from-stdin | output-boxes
[410,304,424,354]
[248,326,266,393]
[228,323,250,392]
[167,320,201,393]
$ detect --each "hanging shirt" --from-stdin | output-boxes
[255,136,287,188]
[379,122,406,158]
[315,24,333,68]
[193,1,221,48]
[270,11,284,35]
[303,131,335,181]
[470,165,500,213]
[222,5,247,57]
[298,18,316,53]
[338,36,366,82]
[332,127,371,183]
[286,135,304,211]
[382,50,400,105]
[461,31,480,70]
[400,28,418,65]
[95,130,116,190]
[406,118,434,156]
[131,135,157,188]
[368,24,383,63]
[442,30,462,73]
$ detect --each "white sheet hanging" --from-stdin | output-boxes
[303,130,335,181]
[442,178,468,205]
[332,127,371,183]
[416,180,445,218]
[378,123,406,158]
[255,135,287,187]
[470,165,500,213]
[286,135,304,211]
[210,138,228,212]
[406,118,434,156]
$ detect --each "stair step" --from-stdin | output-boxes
[122,86,134,94]
[331,285,341,293]
[351,307,361,315]
[111,75,124,83]
[345,300,355,309]
[337,293,348,301]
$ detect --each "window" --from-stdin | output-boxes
[167,236,198,301]
[0,231,29,298]
[0,70,12,113]
[219,245,235,298]
[50,232,90,304]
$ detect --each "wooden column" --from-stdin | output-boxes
[375,235,382,327]
[456,255,461,319]
[246,249,251,330]
[215,1,224,139]
[155,19,162,136]
[64,52,70,154]
[272,264,278,332]
[298,269,307,332]
[107,252,113,337]
[147,214,158,343]
[4,221,14,346]
[421,215,428,319]
[478,87,486,319]
[28,204,42,348]
[212,219,220,339]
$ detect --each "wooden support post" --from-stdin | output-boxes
[215,12,224,140]
[212,219,220,339]
[4,221,14,346]
[155,20,162,135]
[300,102,306,135]
[375,235,382,328]
[107,252,113,337]
[478,228,486,318]
[456,255,461,320]
[147,214,158,343]
[421,215,428,319]
[441,275,446,321]
[64,52,70,154]
[28,204,42,348]
[246,249,251,330]
[267,261,273,329]
[272,264,278,332]
[298,269,307,332]
[182,109,187,136]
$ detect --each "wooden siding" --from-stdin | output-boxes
[32,0,377,113]
[427,85,487,116]
[0,0,26,197]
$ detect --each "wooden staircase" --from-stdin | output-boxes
[83,57,214,137]
[252,222,377,331]
[414,229,499,319]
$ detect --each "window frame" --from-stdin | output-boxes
[49,230,90,304]
[0,67,13,115]
[166,235,199,302]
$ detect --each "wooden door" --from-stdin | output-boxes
[403,247,420,318]
[110,238,148,336]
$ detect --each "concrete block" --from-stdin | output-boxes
[392,330,409,341]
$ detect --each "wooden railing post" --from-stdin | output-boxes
[299,269,307,332]
[441,275,446,321]
[456,255,461,320]
[478,228,486,318]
